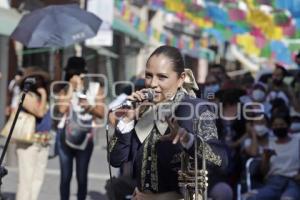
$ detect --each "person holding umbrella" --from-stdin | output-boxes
[55,57,105,200]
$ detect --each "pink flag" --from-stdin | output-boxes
[281,21,296,37]
[230,36,237,44]
[250,27,266,48]
[228,9,245,21]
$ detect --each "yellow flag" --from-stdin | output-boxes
[124,9,131,21]
[270,26,283,40]
[139,21,147,32]
[192,17,212,28]
[236,33,261,56]
[245,0,256,9]
[247,9,283,40]
[165,0,185,12]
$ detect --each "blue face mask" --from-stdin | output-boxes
[252,89,266,102]
[204,84,220,98]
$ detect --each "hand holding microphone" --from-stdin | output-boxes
[126,88,154,106]
[110,89,154,111]
[111,89,154,122]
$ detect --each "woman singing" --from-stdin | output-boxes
[109,45,227,199]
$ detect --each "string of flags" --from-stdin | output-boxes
[115,0,300,65]
[115,0,202,55]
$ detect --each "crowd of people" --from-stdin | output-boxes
[197,59,300,199]
[1,45,300,200]
[107,47,300,200]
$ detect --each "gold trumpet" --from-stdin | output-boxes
[178,119,208,200]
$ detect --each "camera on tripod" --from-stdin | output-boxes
[23,77,36,92]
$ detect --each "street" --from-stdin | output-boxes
[0,127,118,200]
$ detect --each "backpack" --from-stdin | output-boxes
[64,110,92,150]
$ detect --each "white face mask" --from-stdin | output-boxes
[290,123,300,133]
[254,124,269,136]
[252,89,266,102]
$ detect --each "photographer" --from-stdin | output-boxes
[55,56,105,200]
[16,67,51,200]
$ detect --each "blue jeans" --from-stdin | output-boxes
[247,175,300,200]
[57,129,94,200]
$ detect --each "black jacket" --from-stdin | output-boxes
[109,96,228,193]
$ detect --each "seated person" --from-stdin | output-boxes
[247,112,300,200]
[243,114,273,157]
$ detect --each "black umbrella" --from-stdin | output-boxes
[11,4,102,48]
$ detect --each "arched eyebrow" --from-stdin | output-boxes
[145,70,169,77]
[145,71,152,77]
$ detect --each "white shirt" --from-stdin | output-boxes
[116,92,194,149]
[117,118,194,149]
[268,136,300,178]
[71,82,99,121]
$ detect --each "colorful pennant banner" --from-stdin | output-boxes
[115,0,300,65]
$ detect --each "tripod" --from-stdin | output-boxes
[0,78,34,199]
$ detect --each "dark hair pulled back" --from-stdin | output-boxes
[146,45,185,76]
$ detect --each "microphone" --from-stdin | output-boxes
[109,89,154,112]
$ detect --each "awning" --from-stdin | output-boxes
[97,47,119,58]
[0,8,22,36]
[112,17,148,44]
[83,45,119,59]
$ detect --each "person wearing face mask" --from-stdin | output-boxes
[251,85,266,102]
[203,73,220,101]
[247,113,300,200]
[243,114,272,157]
[250,82,272,117]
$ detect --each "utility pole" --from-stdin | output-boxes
[76,0,87,56]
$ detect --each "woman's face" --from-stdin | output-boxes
[145,54,185,103]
